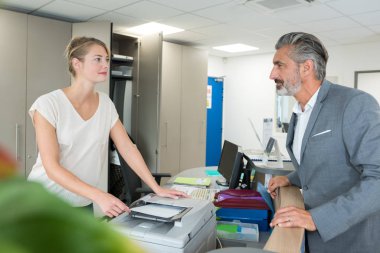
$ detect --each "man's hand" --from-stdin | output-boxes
[270,206,317,231]
[267,176,290,199]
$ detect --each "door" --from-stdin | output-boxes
[138,33,163,172]
[206,77,224,166]
[25,15,71,177]
[0,10,27,175]
[159,42,181,176]
[180,46,208,171]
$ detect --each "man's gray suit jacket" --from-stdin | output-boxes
[286,80,380,253]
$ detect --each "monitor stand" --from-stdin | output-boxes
[216,179,229,187]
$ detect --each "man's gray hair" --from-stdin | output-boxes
[275,32,329,81]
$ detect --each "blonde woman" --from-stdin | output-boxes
[28,37,186,217]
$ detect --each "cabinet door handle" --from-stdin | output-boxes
[200,120,205,144]
[163,122,168,148]
[15,124,19,161]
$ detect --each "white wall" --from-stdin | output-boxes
[208,55,225,78]
[208,41,380,151]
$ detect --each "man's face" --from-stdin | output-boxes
[270,45,302,96]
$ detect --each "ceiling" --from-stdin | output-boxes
[1,0,380,57]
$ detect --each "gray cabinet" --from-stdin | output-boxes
[179,45,208,171]
[159,42,182,176]
[25,15,71,176]
[0,10,27,175]
[0,9,71,176]
[158,42,208,176]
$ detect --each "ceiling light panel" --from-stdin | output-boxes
[213,43,259,52]
[127,22,184,35]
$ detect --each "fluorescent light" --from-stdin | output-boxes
[127,22,184,36]
[213,43,259,53]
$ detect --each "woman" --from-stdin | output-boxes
[28,36,186,217]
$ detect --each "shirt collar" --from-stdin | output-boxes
[293,87,321,114]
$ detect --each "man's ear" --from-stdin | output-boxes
[301,59,314,77]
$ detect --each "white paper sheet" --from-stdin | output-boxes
[131,204,185,219]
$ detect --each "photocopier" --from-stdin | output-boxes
[110,194,216,253]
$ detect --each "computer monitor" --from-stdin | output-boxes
[217,140,243,189]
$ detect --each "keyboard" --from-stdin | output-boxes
[190,188,218,201]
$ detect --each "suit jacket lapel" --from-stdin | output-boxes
[300,80,331,162]
[286,112,298,168]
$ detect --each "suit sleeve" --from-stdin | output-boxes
[287,171,301,188]
[310,92,380,241]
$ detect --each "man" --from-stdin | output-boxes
[267,32,380,253]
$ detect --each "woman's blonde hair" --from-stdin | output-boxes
[65,36,109,77]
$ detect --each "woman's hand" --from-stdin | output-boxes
[93,192,130,218]
[155,186,189,199]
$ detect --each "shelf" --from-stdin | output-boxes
[112,54,134,63]
[111,75,133,80]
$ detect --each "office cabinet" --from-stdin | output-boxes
[159,42,182,176]
[25,15,71,176]
[179,45,208,171]
[0,10,27,175]
[0,10,71,176]
[158,42,208,176]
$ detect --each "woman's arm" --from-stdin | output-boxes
[34,111,128,217]
[110,120,186,198]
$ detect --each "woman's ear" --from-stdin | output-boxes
[72,58,81,72]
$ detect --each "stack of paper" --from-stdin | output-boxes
[173,177,211,187]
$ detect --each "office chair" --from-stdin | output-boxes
[115,150,171,206]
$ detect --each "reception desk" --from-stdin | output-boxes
[168,167,305,253]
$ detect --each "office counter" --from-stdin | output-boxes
[253,162,294,176]
[168,167,304,253]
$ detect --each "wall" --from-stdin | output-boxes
[208,55,225,78]
[207,41,380,152]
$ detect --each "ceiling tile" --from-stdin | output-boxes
[193,24,262,39]
[319,27,375,42]
[275,4,343,24]
[194,2,253,23]
[90,11,145,28]
[228,10,291,31]
[299,17,362,33]
[326,0,380,15]
[351,10,380,26]
[148,0,230,12]
[369,25,380,33]
[0,0,51,12]
[255,24,305,41]
[331,34,380,45]
[66,0,139,11]
[164,31,207,44]
[160,14,218,30]
[33,1,105,21]
[115,0,183,21]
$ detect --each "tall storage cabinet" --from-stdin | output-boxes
[0,10,27,175]
[158,42,208,176]
[25,15,72,176]
[0,9,71,176]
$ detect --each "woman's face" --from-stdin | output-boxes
[76,44,109,83]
